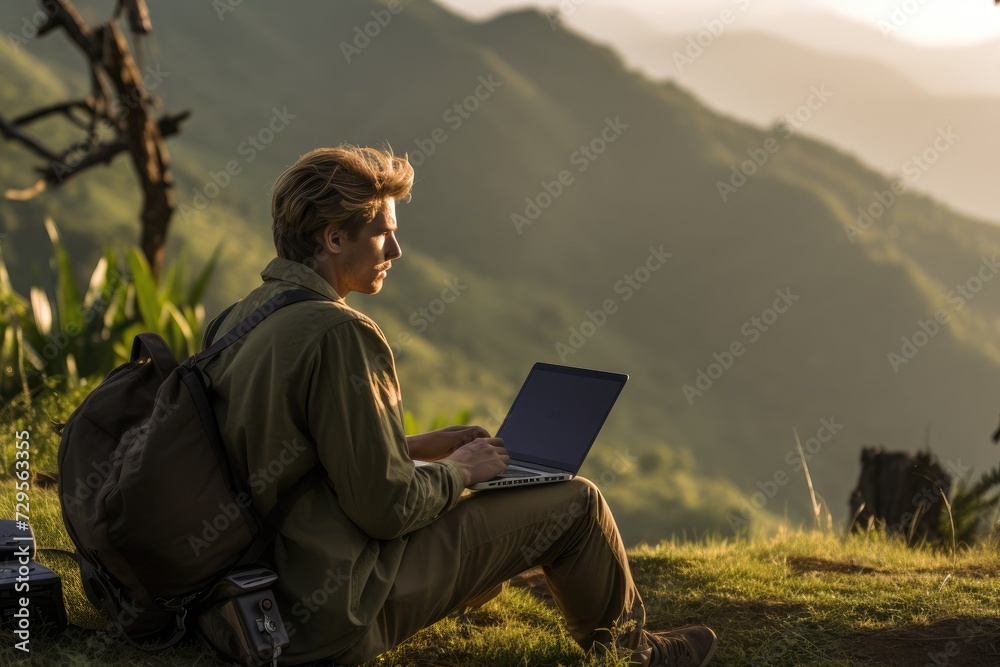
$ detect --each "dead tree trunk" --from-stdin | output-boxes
[849,447,952,544]
[96,19,174,280]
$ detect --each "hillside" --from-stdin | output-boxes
[2,480,998,666]
[3,0,1000,539]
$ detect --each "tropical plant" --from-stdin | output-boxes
[947,463,1000,545]
[0,217,221,407]
[117,233,221,362]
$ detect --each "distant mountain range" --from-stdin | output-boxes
[565,5,1000,98]
[564,5,1000,224]
[3,0,1000,543]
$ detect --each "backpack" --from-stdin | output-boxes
[57,288,332,650]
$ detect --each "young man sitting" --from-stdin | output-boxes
[201,145,717,666]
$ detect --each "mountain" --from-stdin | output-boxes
[738,9,1000,99]
[561,6,1000,224]
[3,0,1000,543]
[565,4,1000,99]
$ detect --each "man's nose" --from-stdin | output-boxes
[387,233,402,260]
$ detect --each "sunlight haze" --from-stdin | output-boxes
[437,0,1000,46]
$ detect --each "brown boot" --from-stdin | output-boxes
[631,626,717,667]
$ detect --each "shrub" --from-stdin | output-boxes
[0,218,220,408]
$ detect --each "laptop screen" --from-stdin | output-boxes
[496,363,628,472]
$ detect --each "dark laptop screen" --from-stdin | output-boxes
[496,363,627,472]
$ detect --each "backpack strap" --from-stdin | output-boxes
[202,300,240,350]
[193,288,332,373]
[130,333,180,379]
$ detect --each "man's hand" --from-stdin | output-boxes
[444,437,509,487]
[407,425,491,462]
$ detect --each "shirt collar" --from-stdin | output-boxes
[260,257,346,303]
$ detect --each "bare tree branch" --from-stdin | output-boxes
[1,0,185,280]
[118,0,153,35]
[4,111,188,202]
[37,0,98,59]
[0,114,61,162]
[13,99,97,129]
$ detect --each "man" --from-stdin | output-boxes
[201,145,717,666]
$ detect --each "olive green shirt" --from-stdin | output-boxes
[201,257,466,662]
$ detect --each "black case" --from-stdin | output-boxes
[0,559,68,632]
[0,520,68,633]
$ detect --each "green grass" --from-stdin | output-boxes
[0,378,93,478]
[1,478,998,666]
[0,374,995,666]
[0,388,997,665]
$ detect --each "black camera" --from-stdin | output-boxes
[0,520,68,636]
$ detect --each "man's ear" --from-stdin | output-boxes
[316,225,342,255]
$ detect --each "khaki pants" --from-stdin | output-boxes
[331,477,646,665]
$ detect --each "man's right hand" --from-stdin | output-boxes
[444,437,509,487]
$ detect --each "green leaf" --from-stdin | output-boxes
[0,245,12,295]
[112,340,129,362]
[162,248,185,305]
[45,218,84,335]
[83,256,109,310]
[18,333,45,372]
[102,291,122,333]
[104,249,125,301]
[186,242,223,307]
[1,325,17,397]
[29,287,52,337]
[128,249,162,330]
[163,301,195,357]
[65,352,79,389]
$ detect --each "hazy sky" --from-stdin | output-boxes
[436,0,1000,46]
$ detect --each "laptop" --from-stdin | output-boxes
[466,362,628,490]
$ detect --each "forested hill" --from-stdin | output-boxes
[3,0,1000,542]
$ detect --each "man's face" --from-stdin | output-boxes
[334,199,402,296]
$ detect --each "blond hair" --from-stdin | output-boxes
[271,145,413,263]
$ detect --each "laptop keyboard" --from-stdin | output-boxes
[496,469,538,478]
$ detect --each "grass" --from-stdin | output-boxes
[628,531,1000,666]
[1,385,997,665]
[0,378,94,478]
[1,479,998,666]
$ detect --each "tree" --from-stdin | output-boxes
[0,0,189,281]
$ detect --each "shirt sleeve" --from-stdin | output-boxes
[306,317,466,540]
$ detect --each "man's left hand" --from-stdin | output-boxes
[407,425,491,462]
